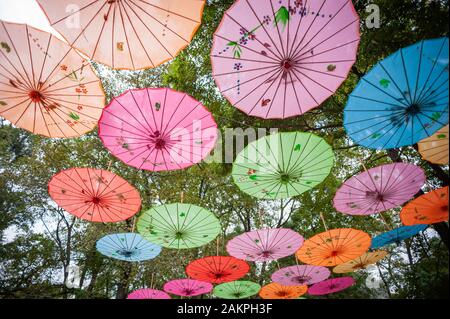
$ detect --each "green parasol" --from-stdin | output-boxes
[137,203,221,250]
[232,132,335,199]
[213,281,261,299]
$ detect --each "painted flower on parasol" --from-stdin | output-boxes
[137,203,221,250]
[333,163,425,216]
[213,281,261,299]
[98,88,217,172]
[296,228,372,267]
[96,233,161,262]
[226,228,304,262]
[271,265,330,287]
[127,288,171,300]
[48,168,141,222]
[186,256,250,284]
[37,0,205,70]
[370,225,428,249]
[232,132,334,199]
[344,37,449,150]
[259,283,307,300]
[0,21,105,138]
[333,251,388,274]
[400,186,449,225]
[308,277,355,296]
[211,0,360,119]
[163,279,213,297]
[418,125,449,165]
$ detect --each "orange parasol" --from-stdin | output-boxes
[37,0,205,71]
[400,186,449,226]
[296,228,372,267]
[418,125,449,165]
[333,251,388,274]
[0,21,105,137]
[259,283,307,300]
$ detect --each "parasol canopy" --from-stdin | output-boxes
[226,228,304,262]
[127,288,171,299]
[163,279,213,297]
[213,281,261,299]
[259,283,307,300]
[333,251,388,274]
[344,37,449,150]
[96,233,161,262]
[296,228,371,267]
[98,88,217,172]
[211,0,360,119]
[418,125,449,165]
[37,0,206,70]
[371,225,428,249]
[271,265,330,286]
[0,20,105,137]
[48,167,141,222]
[186,256,250,284]
[233,132,334,199]
[137,203,221,249]
[400,186,449,225]
[333,163,426,216]
[308,277,355,295]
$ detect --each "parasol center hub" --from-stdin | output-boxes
[92,197,101,205]
[281,58,295,71]
[441,205,449,212]
[330,250,340,257]
[352,263,366,270]
[293,276,311,285]
[154,138,166,149]
[261,250,272,258]
[175,231,184,239]
[276,291,290,297]
[116,249,135,257]
[280,173,291,184]
[406,103,421,115]
[29,90,44,103]
[183,289,194,295]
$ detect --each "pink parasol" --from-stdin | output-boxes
[226,228,304,262]
[271,265,330,286]
[127,288,171,300]
[98,88,217,171]
[163,279,213,297]
[211,0,360,119]
[333,163,425,216]
[308,277,355,295]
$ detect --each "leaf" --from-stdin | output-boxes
[274,6,290,31]
[0,101,7,106]
[69,112,80,121]
[431,112,442,121]
[380,79,390,88]
[227,41,238,46]
[155,102,161,111]
[371,133,382,139]
[1,42,11,53]
[294,144,301,151]
[437,134,447,139]
[327,64,337,72]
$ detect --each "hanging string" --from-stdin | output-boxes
[378,212,392,231]
[106,159,113,171]
[216,237,220,256]
[131,216,136,233]
[258,209,264,229]
[320,212,329,232]
[180,191,184,203]
[150,272,154,290]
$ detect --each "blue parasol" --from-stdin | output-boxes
[370,225,428,249]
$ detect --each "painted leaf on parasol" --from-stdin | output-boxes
[308,277,355,295]
[226,228,304,262]
[271,265,330,287]
[344,37,449,150]
[137,203,221,249]
[211,0,360,119]
[186,256,250,284]
[98,88,217,172]
[333,163,425,216]
[418,125,449,165]
[259,283,307,300]
[296,228,371,267]
[163,279,213,297]
[400,186,449,225]
[37,0,205,71]
[48,168,141,222]
[96,233,161,262]
[127,288,171,299]
[333,251,388,274]
[0,21,105,138]
[370,225,428,249]
[232,132,334,200]
[213,281,261,299]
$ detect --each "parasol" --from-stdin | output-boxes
[232,132,334,199]
[37,0,205,70]
[344,37,449,150]
[213,281,261,299]
[308,277,355,295]
[418,125,449,165]
[400,186,449,225]
[333,163,425,216]
[296,228,371,266]
[96,233,161,262]
[186,256,250,284]
[98,87,217,172]
[0,20,105,137]
[271,265,330,286]
[137,203,221,249]
[370,225,428,249]
[226,228,304,262]
[333,251,388,274]
[48,167,141,222]
[163,279,213,297]
[259,283,307,300]
[127,288,171,299]
[211,0,360,119]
